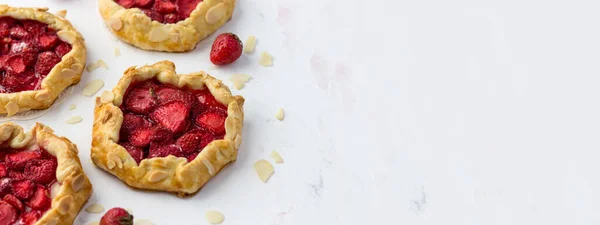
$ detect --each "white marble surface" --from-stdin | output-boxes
[4,0,600,224]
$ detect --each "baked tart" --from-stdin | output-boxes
[91,61,244,196]
[0,5,86,116]
[0,122,92,225]
[98,0,235,52]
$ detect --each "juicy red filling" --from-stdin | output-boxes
[0,148,57,225]
[0,17,72,93]
[115,0,204,24]
[118,79,228,162]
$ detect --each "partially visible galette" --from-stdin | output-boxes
[0,5,86,116]
[0,122,92,225]
[98,0,235,52]
[91,61,244,196]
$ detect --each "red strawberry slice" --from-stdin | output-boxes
[0,201,17,225]
[26,185,50,210]
[8,26,28,39]
[121,113,153,140]
[151,126,174,144]
[129,127,155,147]
[176,131,203,155]
[3,194,23,212]
[0,163,7,178]
[11,180,34,200]
[151,101,191,134]
[38,35,58,50]
[117,0,136,7]
[163,14,179,23]
[54,42,71,58]
[5,151,42,170]
[186,152,199,162]
[0,178,11,196]
[8,171,25,180]
[6,56,25,74]
[154,0,177,13]
[124,87,157,114]
[9,40,38,54]
[148,143,184,158]
[21,21,47,36]
[2,70,37,93]
[0,17,15,38]
[135,0,155,7]
[195,111,227,135]
[195,89,226,110]
[34,51,60,75]
[24,159,57,185]
[120,143,144,163]
[177,0,202,18]
[141,9,164,23]
[18,210,40,225]
[200,132,218,149]
[155,86,195,106]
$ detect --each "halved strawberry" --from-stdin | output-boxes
[176,130,203,155]
[129,127,155,148]
[200,132,218,149]
[141,9,164,23]
[195,89,226,111]
[38,35,58,50]
[0,178,12,197]
[0,17,15,38]
[34,51,60,75]
[6,56,25,74]
[154,0,177,13]
[24,159,57,185]
[148,144,184,158]
[155,86,195,106]
[54,42,71,58]
[3,194,23,212]
[26,185,50,211]
[151,101,190,134]
[135,0,154,7]
[5,151,42,170]
[18,210,40,225]
[9,40,39,54]
[124,87,157,114]
[120,143,144,163]
[21,21,47,36]
[8,26,28,39]
[2,70,37,93]
[186,152,199,162]
[121,113,153,140]
[177,0,202,18]
[117,0,136,7]
[195,111,227,135]
[0,163,7,178]
[151,126,174,144]
[0,200,17,224]
[11,180,34,200]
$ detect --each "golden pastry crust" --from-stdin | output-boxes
[98,0,235,52]
[0,5,86,116]
[91,61,244,196]
[0,122,93,225]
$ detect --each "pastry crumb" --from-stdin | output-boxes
[243,36,256,54]
[270,150,284,163]
[206,210,225,224]
[253,159,274,183]
[229,74,251,90]
[85,204,105,213]
[114,47,121,57]
[134,219,155,225]
[82,79,105,96]
[259,52,273,67]
[275,108,284,121]
[68,104,76,110]
[66,116,82,124]
[55,10,67,18]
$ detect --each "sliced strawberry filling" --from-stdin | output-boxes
[115,0,204,24]
[0,17,72,93]
[118,80,227,162]
[0,147,58,225]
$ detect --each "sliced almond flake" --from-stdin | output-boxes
[243,36,256,54]
[275,108,284,121]
[270,150,284,163]
[205,210,225,224]
[71,174,85,192]
[56,10,67,18]
[202,158,215,175]
[50,182,61,198]
[259,52,273,67]
[66,116,82,124]
[229,74,251,90]
[86,60,109,72]
[5,102,18,117]
[100,91,114,103]
[148,27,169,42]
[57,196,72,215]
[86,63,99,72]
[147,171,168,182]
[205,3,226,25]
[253,159,274,183]
[68,104,76,110]
[108,17,123,31]
[134,219,155,225]
[97,60,109,70]
[85,204,105,213]
[87,222,99,225]
[57,30,76,44]
[114,47,121,57]
[82,79,105,96]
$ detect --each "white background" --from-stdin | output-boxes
[3,0,600,224]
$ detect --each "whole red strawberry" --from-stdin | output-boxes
[100,207,133,225]
[210,33,243,65]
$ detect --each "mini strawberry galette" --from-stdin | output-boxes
[0,6,86,116]
[0,122,92,225]
[91,61,244,196]
[98,0,236,52]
